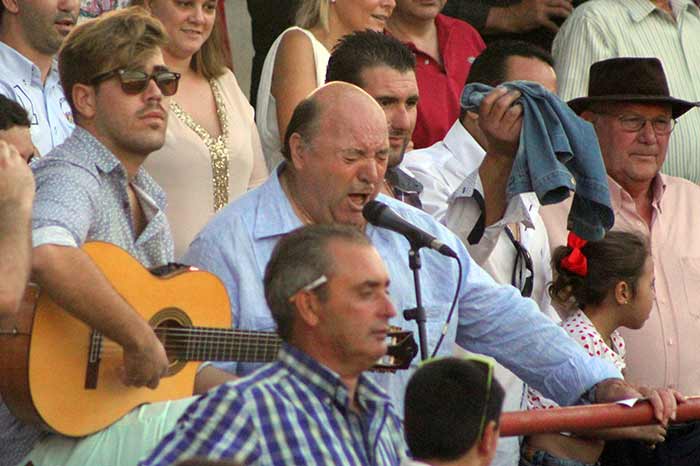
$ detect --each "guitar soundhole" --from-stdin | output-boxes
[150,308,192,377]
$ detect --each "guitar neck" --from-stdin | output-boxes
[156,327,283,363]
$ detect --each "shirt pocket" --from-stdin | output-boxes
[680,256,700,318]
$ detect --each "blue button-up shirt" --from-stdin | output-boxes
[140,343,407,466]
[184,165,621,411]
[0,41,74,156]
[31,126,174,266]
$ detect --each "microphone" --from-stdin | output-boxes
[363,200,458,258]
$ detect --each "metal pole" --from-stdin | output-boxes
[500,397,700,437]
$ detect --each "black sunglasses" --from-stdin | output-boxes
[505,227,534,298]
[90,67,181,96]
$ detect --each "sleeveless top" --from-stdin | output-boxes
[255,26,330,170]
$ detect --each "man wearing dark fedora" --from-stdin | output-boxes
[542,56,700,466]
[552,0,700,185]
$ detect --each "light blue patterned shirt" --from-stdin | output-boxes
[140,343,407,466]
[0,42,74,156]
[184,164,622,412]
[31,126,174,266]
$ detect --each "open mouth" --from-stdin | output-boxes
[348,193,370,210]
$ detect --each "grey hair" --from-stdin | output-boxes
[264,224,372,341]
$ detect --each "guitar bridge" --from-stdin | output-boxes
[85,330,102,389]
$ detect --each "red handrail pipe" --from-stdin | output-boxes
[500,396,700,437]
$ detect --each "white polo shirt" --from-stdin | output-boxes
[0,41,74,155]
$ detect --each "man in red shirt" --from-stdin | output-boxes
[386,0,485,150]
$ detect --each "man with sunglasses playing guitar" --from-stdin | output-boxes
[1,8,197,466]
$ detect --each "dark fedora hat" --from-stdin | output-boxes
[568,57,699,119]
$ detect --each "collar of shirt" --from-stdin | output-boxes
[450,171,538,230]
[399,14,454,64]
[279,343,392,414]
[60,127,167,208]
[400,119,482,182]
[624,0,699,22]
[253,163,305,240]
[0,41,62,89]
[396,14,483,77]
[607,174,667,215]
[442,119,486,178]
[566,309,625,362]
[0,41,42,87]
[386,166,423,195]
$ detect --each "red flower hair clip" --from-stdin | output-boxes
[560,231,588,276]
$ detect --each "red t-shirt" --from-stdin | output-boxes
[402,14,485,150]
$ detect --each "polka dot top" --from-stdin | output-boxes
[527,310,626,410]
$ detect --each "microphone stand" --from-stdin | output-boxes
[403,245,429,361]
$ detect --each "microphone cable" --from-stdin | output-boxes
[430,253,462,358]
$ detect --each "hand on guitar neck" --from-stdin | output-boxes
[31,243,170,389]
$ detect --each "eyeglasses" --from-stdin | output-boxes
[596,112,676,135]
[505,227,534,298]
[90,67,181,96]
[288,275,328,302]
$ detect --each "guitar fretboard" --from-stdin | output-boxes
[155,327,283,362]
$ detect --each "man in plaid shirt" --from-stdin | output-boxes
[141,224,407,466]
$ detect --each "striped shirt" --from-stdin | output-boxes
[552,0,700,183]
[140,344,407,466]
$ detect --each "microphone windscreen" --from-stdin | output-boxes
[362,200,387,224]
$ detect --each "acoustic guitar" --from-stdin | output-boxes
[0,241,417,437]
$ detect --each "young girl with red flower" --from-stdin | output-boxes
[521,231,664,466]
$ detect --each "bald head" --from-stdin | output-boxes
[283,82,388,161]
[313,81,387,119]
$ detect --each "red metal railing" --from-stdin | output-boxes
[500,397,700,437]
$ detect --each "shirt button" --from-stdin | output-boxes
[667,338,674,346]
[424,59,429,65]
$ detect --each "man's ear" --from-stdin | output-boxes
[288,133,309,170]
[72,83,97,121]
[580,110,596,123]
[1,0,19,15]
[292,291,321,328]
[477,421,499,465]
